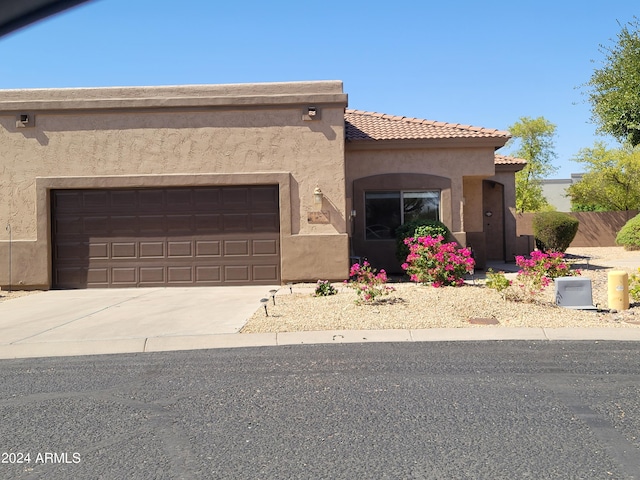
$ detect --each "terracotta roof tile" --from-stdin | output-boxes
[494,154,527,165]
[345,109,511,142]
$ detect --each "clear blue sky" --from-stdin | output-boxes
[1,0,637,178]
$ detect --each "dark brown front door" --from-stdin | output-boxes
[51,186,280,288]
[483,180,505,261]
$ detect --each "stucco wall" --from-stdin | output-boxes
[0,82,349,287]
[345,146,497,271]
[517,210,639,248]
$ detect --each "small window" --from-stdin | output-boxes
[365,190,440,240]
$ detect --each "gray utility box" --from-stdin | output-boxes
[555,277,597,310]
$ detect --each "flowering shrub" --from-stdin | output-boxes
[314,280,337,297]
[513,250,580,301]
[345,261,395,303]
[401,235,474,287]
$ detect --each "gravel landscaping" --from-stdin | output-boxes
[0,289,40,303]
[242,247,640,333]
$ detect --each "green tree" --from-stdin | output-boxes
[585,18,640,146]
[506,116,558,212]
[568,143,640,211]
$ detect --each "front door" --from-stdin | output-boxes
[483,180,505,261]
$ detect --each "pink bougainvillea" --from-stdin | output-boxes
[401,235,475,287]
[345,261,395,303]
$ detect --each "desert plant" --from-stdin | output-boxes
[314,280,337,297]
[630,268,640,302]
[345,261,395,303]
[533,211,579,252]
[395,219,451,261]
[615,213,640,250]
[401,235,474,287]
[485,269,511,299]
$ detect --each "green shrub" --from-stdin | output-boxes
[615,213,640,251]
[630,268,640,302]
[485,269,511,293]
[314,280,337,297]
[532,212,579,252]
[395,219,451,262]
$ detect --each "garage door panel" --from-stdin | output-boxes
[224,265,250,282]
[168,266,193,283]
[55,217,82,235]
[111,216,138,233]
[195,214,221,232]
[83,191,109,208]
[110,190,137,208]
[52,186,280,288]
[168,241,193,257]
[224,240,249,256]
[112,243,137,259]
[83,216,110,235]
[251,213,279,231]
[139,215,166,233]
[54,191,82,211]
[140,267,165,284]
[55,242,87,260]
[167,189,193,210]
[251,186,279,208]
[194,189,221,207]
[253,265,279,282]
[222,188,249,207]
[253,239,278,255]
[222,213,250,232]
[196,266,221,282]
[89,243,109,259]
[140,242,165,258]
[166,214,193,233]
[55,267,84,286]
[112,267,137,285]
[196,240,221,257]
[139,190,164,209]
[87,268,109,285]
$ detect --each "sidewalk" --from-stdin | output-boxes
[2,325,640,360]
[1,250,639,360]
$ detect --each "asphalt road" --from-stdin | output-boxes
[1,341,640,479]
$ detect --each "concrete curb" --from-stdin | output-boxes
[3,327,640,360]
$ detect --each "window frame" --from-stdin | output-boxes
[364,189,441,241]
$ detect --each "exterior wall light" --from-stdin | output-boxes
[303,106,320,121]
[16,113,34,128]
[485,211,493,217]
[313,187,323,205]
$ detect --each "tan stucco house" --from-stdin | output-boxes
[0,80,527,289]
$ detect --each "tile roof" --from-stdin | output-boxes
[494,154,527,165]
[345,109,511,142]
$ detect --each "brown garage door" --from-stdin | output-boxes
[51,186,280,288]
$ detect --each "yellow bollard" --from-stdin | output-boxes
[608,271,629,311]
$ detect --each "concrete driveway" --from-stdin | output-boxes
[0,286,278,359]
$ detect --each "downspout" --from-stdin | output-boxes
[5,222,11,292]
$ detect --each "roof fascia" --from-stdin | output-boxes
[495,162,527,173]
[345,137,509,151]
[0,93,348,113]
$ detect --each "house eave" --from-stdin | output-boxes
[495,162,527,173]
[345,137,510,151]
